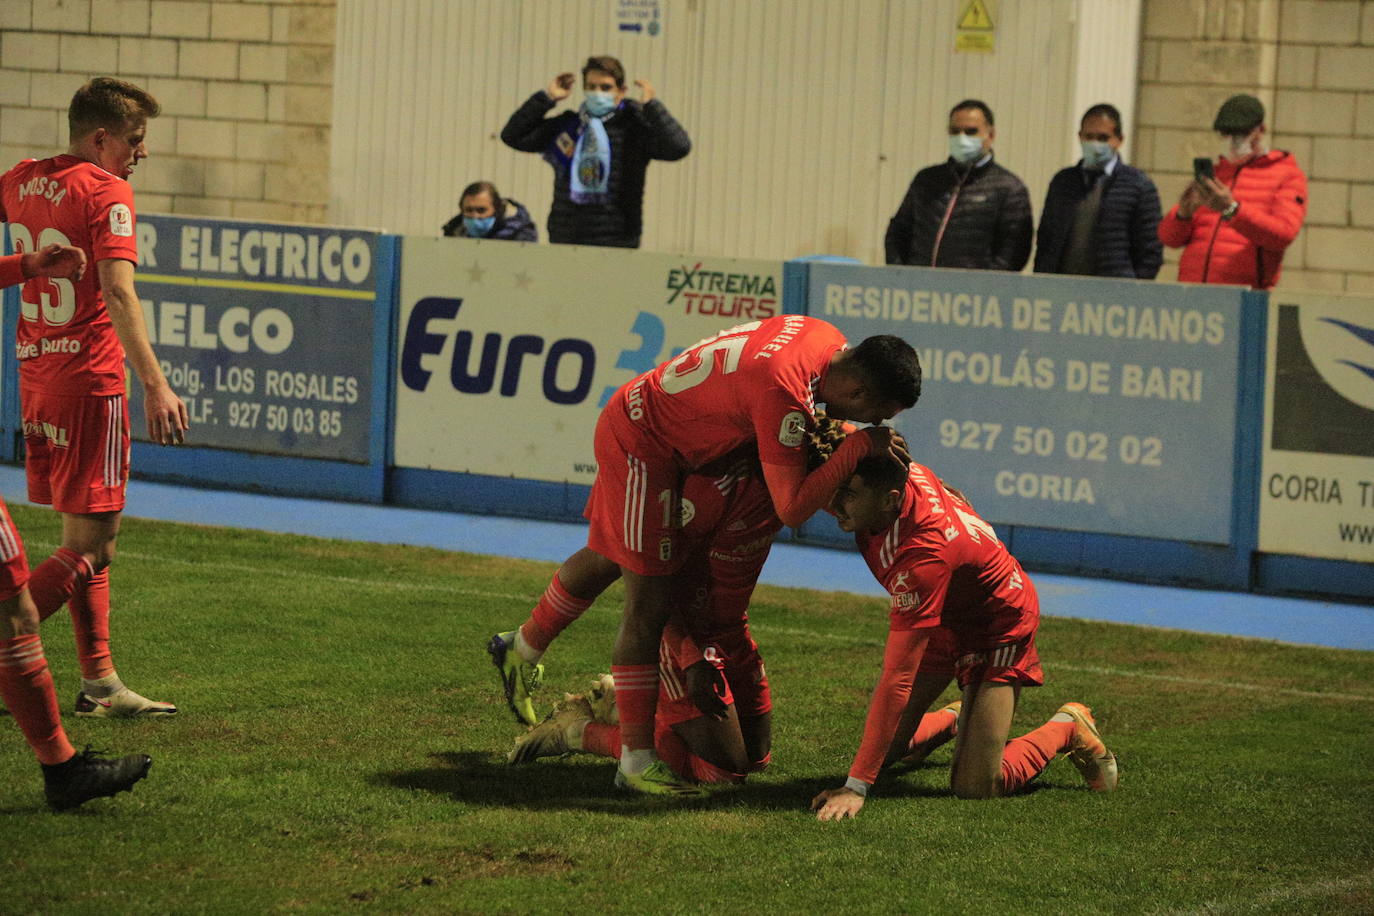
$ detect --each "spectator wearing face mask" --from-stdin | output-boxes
[441,180,538,242]
[1158,94,1307,290]
[500,55,691,249]
[1034,104,1162,279]
[884,99,1033,271]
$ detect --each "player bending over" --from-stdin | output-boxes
[811,456,1118,821]
[508,455,779,785]
[491,317,920,796]
[0,246,152,810]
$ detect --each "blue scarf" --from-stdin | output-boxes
[569,105,613,204]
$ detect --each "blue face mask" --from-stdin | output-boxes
[948,133,984,164]
[584,91,618,118]
[463,215,495,237]
[1080,140,1114,169]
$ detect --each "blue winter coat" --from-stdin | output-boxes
[441,198,539,242]
[1034,161,1162,279]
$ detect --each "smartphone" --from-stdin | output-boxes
[1193,157,1214,181]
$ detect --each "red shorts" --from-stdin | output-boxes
[0,498,31,602]
[584,389,688,576]
[951,632,1043,689]
[22,388,129,514]
[656,631,772,729]
[915,625,959,680]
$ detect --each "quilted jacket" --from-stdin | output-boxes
[884,155,1033,271]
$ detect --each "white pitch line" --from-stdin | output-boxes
[1168,870,1374,915]
[753,625,1374,704]
[87,549,1374,705]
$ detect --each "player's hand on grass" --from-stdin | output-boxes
[685,659,728,720]
[811,787,865,821]
[547,72,575,101]
[146,383,189,445]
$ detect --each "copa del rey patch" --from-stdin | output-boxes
[108,203,133,237]
[778,411,807,447]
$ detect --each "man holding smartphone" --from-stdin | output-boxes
[1158,94,1307,290]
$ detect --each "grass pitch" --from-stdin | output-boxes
[2,505,1372,914]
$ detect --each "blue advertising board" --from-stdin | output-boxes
[806,262,1248,544]
[128,215,382,463]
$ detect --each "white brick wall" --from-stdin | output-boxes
[0,0,333,220]
[1139,0,1374,293]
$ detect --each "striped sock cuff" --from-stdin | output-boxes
[0,634,45,669]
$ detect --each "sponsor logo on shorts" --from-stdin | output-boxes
[22,420,69,448]
[778,410,806,448]
[890,591,921,612]
[109,203,133,237]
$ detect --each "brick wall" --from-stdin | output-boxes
[1136,0,1374,294]
[0,0,334,223]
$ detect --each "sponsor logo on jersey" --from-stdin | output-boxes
[778,410,806,447]
[890,590,922,612]
[677,497,696,527]
[109,203,133,237]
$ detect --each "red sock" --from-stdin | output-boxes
[905,708,959,762]
[0,634,76,765]
[611,664,659,750]
[28,548,93,622]
[582,721,621,759]
[1000,720,1073,793]
[521,573,593,653]
[70,570,113,680]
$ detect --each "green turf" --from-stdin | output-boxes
[2,505,1371,914]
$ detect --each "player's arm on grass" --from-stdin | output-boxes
[98,258,189,445]
[812,627,928,821]
[764,427,909,529]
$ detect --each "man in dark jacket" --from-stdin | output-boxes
[501,56,691,249]
[884,99,1032,271]
[441,180,538,242]
[1034,104,1162,279]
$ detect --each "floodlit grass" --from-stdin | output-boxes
[2,505,1372,914]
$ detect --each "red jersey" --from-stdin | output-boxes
[857,462,1038,643]
[625,315,846,470]
[1,155,138,396]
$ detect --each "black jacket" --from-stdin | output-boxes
[441,197,539,242]
[1034,161,1163,278]
[884,156,1033,271]
[501,92,691,248]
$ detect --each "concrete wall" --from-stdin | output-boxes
[0,0,334,223]
[1137,0,1374,294]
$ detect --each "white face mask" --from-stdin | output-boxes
[1223,135,1255,163]
[1080,140,1114,169]
[949,133,984,164]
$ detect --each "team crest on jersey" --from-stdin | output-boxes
[108,203,133,237]
[658,537,673,562]
[676,497,696,527]
[778,411,807,448]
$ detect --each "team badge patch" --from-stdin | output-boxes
[676,497,696,527]
[778,411,807,448]
[658,537,673,562]
[108,203,133,237]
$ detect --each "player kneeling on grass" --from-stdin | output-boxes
[811,456,1117,821]
[508,458,781,787]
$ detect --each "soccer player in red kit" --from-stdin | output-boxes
[0,77,188,719]
[811,456,1118,820]
[492,316,921,795]
[0,244,153,810]
[509,456,781,783]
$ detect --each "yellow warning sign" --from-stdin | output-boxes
[957,0,994,30]
[956,0,995,53]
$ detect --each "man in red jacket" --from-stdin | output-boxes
[1158,94,1306,290]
